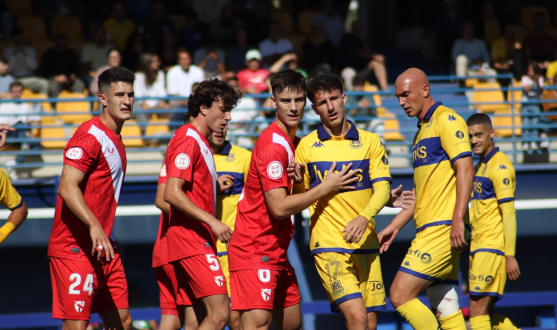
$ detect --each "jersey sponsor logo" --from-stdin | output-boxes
[369,280,383,292]
[174,153,190,170]
[66,147,83,160]
[381,155,389,165]
[471,176,495,200]
[107,147,115,155]
[261,288,272,301]
[350,139,363,149]
[485,275,494,284]
[498,164,508,170]
[311,141,325,148]
[447,115,456,122]
[214,275,224,287]
[308,160,369,191]
[331,280,344,295]
[455,130,465,139]
[412,137,449,168]
[420,252,432,264]
[74,301,85,313]
[502,178,510,186]
[266,161,283,179]
[160,164,167,177]
[225,153,235,162]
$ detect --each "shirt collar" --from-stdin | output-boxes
[418,101,443,128]
[482,147,499,164]
[317,120,360,141]
[218,141,232,155]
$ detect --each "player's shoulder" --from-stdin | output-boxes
[490,151,515,174]
[435,105,463,123]
[298,130,319,149]
[230,144,252,158]
[357,128,382,145]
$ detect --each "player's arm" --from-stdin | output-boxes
[164,177,232,243]
[387,184,415,209]
[155,182,169,215]
[451,155,474,251]
[57,164,114,261]
[500,201,520,281]
[378,188,416,253]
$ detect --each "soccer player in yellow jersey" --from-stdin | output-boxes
[379,68,475,330]
[210,125,251,330]
[292,74,392,330]
[0,167,28,244]
[466,113,521,330]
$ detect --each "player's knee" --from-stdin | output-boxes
[344,309,368,330]
[374,54,385,63]
[229,313,243,330]
[121,313,133,330]
[208,303,230,328]
[389,286,407,308]
[427,284,460,318]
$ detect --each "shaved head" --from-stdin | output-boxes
[394,68,435,119]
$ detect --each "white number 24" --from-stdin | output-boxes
[69,273,94,295]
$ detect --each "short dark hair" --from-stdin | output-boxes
[466,113,492,129]
[98,67,135,94]
[9,81,24,90]
[0,55,7,64]
[187,78,242,117]
[270,69,306,96]
[176,47,191,58]
[307,74,344,103]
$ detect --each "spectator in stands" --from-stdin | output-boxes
[160,31,178,71]
[209,4,243,48]
[311,0,345,48]
[0,82,41,169]
[491,23,524,93]
[258,22,294,68]
[180,11,205,54]
[135,53,169,112]
[2,29,48,95]
[521,61,549,153]
[452,21,497,81]
[480,1,501,48]
[237,49,271,94]
[90,49,122,96]
[270,53,308,78]
[246,2,270,46]
[339,20,388,91]
[226,76,257,148]
[346,74,376,119]
[81,26,114,87]
[103,1,135,51]
[194,38,227,78]
[302,21,336,77]
[40,34,85,96]
[138,1,175,54]
[0,57,14,98]
[166,48,205,107]
[227,28,255,73]
[523,11,557,70]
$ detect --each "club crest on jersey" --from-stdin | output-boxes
[214,276,224,287]
[447,115,456,122]
[261,288,272,301]
[498,164,507,170]
[225,153,235,162]
[420,253,432,264]
[502,178,510,186]
[267,161,283,179]
[175,153,190,170]
[381,155,388,165]
[66,147,83,160]
[482,166,487,175]
[485,275,494,284]
[455,130,465,139]
[311,141,325,148]
[331,280,344,295]
[160,164,167,177]
[74,301,85,313]
[350,139,363,149]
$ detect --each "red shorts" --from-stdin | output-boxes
[172,254,228,304]
[230,265,301,311]
[155,264,185,316]
[50,255,128,320]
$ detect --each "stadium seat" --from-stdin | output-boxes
[4,0,34,18]
[472,82,509,113]
[507,80,523,112]
[167,15,186,31]
[541,89,557,121]
[17,17,47,43]
[380,112,406,141]
[521,6,551,31]
[144,118,170,147]
[271,11,295,37]
[493,108,522,137]
[39,117,68,149]
[121,120,145,147]
[21,89,52,112]
[55,91,92,124]
[298,10,318,37]
[32,41,54,66]
[363,83,387,116]
[464,78,479,88]
[51,16,83,41]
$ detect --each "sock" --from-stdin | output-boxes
[396,298,439,330]
[492,313,519,330]
[470,315,492,330]
[438,310,466,330]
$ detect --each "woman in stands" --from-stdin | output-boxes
[89,49,122,96]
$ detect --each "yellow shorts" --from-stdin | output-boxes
[217,253,231,296]
[400,225,462,285]
[469,251,506,299]
[313,252,386,313]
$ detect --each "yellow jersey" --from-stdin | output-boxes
[0,168,22,210]
[470,147,515,255]
[295,121,391,254]
[412,102,472,232]
[214,142,251,255]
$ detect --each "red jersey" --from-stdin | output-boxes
[152,160,169,268]
[48,117,126,262]
[228,122,296,271]
[237,68,271,94]
[165,124,217,262]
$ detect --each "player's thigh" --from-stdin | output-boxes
[368,311,380,330]
[389,270,432,307]
[358,254,387,312]
[178,254,228,299]
[240,309,273,330]
[272,303,302,330]
[171,261,201,307]
[337,297,368,329]
[184,305,206,330]
[469,295,495,317]
[201,293,230,316]
[93,254,129,314]
[229,310,243,330]
[155,264,180,311]
[98,308,132,330]
[313,252,361,311]
[61,320,89,330]
[159,313,182,330]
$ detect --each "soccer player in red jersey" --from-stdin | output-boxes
[227,69,361,330]
[163,78,241,330]
[47,67,135,330]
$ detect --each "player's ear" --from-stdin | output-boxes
[423,84,430,98]
[342,93,347,106]
[489,128,494,139]
[270,95,277,110]
[199,103,209,116]
[98,93,107,107]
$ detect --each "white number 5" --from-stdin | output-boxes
[69,273,94,295]
[205,254,220,271]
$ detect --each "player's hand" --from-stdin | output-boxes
[90,223,114,262]
[506,256,521,281]
[287,161,306,184]
[389,185,415,209]
[343,215,368,244]
[0,125,15,148]
[450,218,468,252]
[378,225,399,253]
[216,174,235,193]
[210,219,233,244]
[322,162,360,194]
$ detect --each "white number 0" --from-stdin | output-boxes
[69,273,94,295]
[205,254,220,271]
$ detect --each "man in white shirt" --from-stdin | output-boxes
[258,22,294,68]
[166,48,205,107]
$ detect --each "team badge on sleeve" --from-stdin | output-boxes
[66,147,83,160]
[267,161,283,179]
[175,153,190,170]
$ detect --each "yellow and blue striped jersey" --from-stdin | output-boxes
[470,147,515,255]
[0,168,22,210]
[214,142,251,255]
[295,120,391,254]
[413,102,472,232]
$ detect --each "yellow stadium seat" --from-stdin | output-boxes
[297,10,318,37]
[21,89,52,112]
[472,82,509,113]
[507,80,523,112]
[380,112,405,141]
[51,16,83,41]
[4,0,34,17]
[363,83,387,116]
[121,120,144,147]
[464,78,479,88]
[40,117,68,149]
[17,17,47,43]
[521,6,550,32]
[145,118,170,147]
[271,11,295,37]
[55,91,92,124]
[541,89,557,121]
[493,109,521,138]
